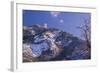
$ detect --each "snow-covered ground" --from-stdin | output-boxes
[31,41,49,57]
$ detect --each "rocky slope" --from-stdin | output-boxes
[23,24,90,62]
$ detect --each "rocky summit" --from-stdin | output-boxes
[23,24,90,62]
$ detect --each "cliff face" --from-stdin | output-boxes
[23,24,90,62]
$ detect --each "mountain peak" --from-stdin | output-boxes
[23,24,90,62]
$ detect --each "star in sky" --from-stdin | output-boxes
[60,19,64,23]
[50,11,61,17]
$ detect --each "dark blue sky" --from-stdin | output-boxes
[23,10,91,39]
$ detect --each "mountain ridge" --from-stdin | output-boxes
[23,24,90,62]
